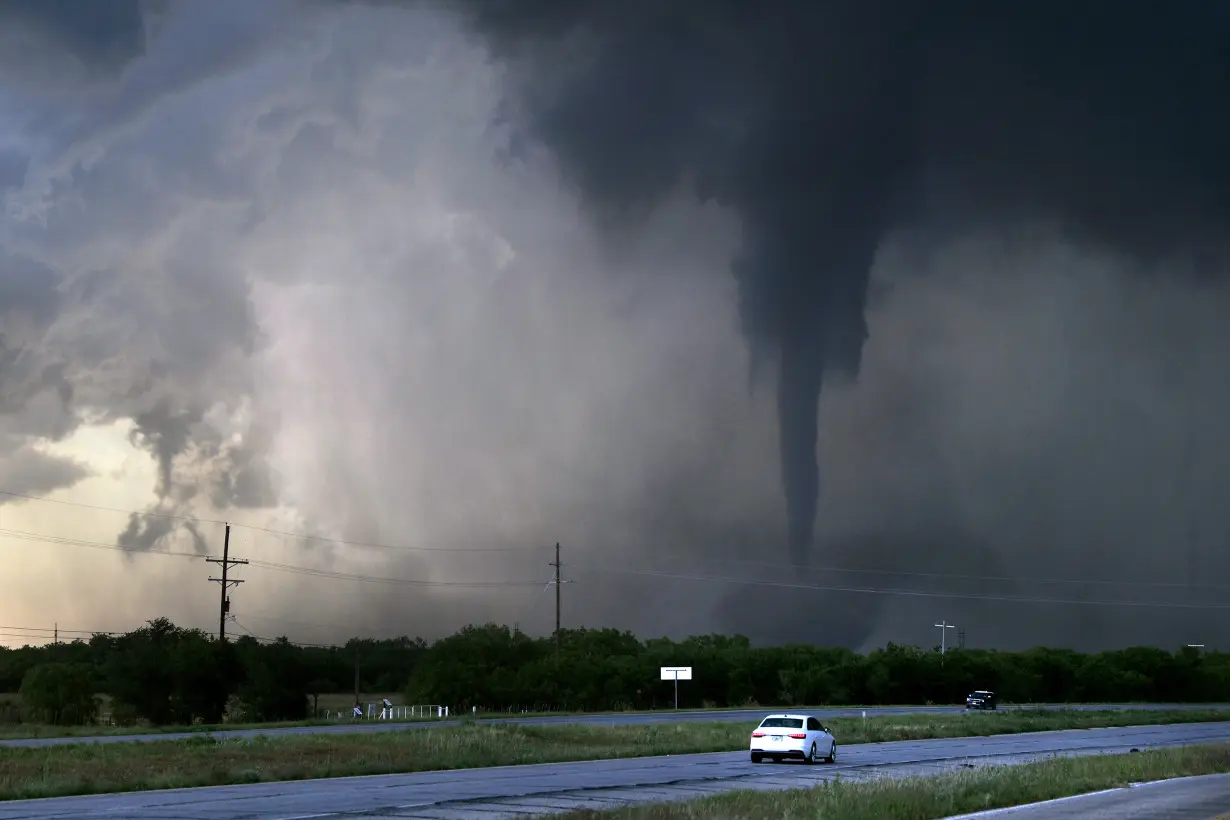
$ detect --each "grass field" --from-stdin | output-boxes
[0,692,429,739]
[548,744,1230,819]
[0,708,1227,801]
[2,691,1223,740]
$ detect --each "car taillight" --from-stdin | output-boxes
[751,731,765,737]
[788,733,806,739]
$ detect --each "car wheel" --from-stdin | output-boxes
[806,742,818,765]
[825,742,836,764]
[751,753,763,763]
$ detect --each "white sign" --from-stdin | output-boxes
[660,666,693,681]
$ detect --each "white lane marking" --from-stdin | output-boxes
[940,772,1230,819]
[938,787,1127,818]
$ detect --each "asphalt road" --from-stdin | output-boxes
[944,772,1230,819]
[3,702,1228,749]
[1,719,1227,819]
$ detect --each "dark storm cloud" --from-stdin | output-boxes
[5,0,1230,652]
[0,0,148,67]
[116,507,178,553]
[448,0,1230,571]
[0,254,72,433]
[128,399,202,499]
[0,149,28,192]
[0,253,63,329]
[0,0,152,87]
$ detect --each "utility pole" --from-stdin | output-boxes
[54,623,57,645]
[550,543,562,652]
[206,524,248,642]
[353,645,361,706]
[957,628,966,650]
[934,621,956,655]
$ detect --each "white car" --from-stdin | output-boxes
[749,713,837,764]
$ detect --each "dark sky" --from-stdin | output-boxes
[0,0,1228,651]
[449,0,1230,648]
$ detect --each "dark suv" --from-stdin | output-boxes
[966,690,997,710]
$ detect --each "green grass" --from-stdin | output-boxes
[0,693,838,740]
[0,709,1227,801]
[547,744,1230,819]
[0,692,433,739]
[1,691,1220,741]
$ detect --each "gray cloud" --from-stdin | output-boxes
[0,252,62,333]
[0,0,149,87]
[445,0,1230,648]
[0,1,1227,652]
[0,253,74,444]
[0,149,28,192]
[0,439,91,501]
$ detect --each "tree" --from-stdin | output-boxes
[19,663,99,725]
[104,618,238,725]
[104,618,180,725]
[237,637,309,722]
[8,616,1230,722]
[169,634,237,724]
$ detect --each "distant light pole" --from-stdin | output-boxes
[935,621,957,655]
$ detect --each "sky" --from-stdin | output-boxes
[1,0,1229,654]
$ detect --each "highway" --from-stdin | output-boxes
[0,719,1226,819]
[944,772,1230,819]
[2,702,1227,749]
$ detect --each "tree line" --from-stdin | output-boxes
[1,619,1225,725]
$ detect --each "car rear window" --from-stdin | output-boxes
[759,718,804,729]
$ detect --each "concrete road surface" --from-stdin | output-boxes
[1,719,1226,819]
[944,772,1230,819]
[3,702,1227,749]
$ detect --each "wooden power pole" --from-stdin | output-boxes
[206,524,248,641]
[550,543,562,652]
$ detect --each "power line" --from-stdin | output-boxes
[236,612,361,632]
[233,611,407,646]
[0,624,209,648]
[243,557,545,588]
[0,489,204,522]
[7,486,1226,591]
[0,488,546,553]
[632,552,1230,592]
[9,522,1225,599]
[5,521,1228,609]
[0,527,201,559]
[0,527,546,588]
[228,521,544,554]
[0,621,346,651]
[0,632,55,645]
[5,512,1228,614]
[575,566,1230,611]
[235,610,466,644]
[229,619,345,649]
[0,625,122,638]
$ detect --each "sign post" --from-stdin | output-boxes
[660,666,692,710]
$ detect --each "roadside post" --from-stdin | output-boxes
[660,666,693,711]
